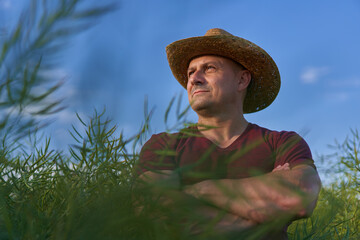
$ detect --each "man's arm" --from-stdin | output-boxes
[183,164,321,223]
[137,170,258,232]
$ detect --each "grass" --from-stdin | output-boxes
[1,103,359,239]
[288,131,360,240]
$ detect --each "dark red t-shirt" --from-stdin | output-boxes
[137,123,315,239]
[137,123,315,185]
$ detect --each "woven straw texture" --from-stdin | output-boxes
[166,28,281,114]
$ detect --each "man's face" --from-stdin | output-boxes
[186,55,244,115]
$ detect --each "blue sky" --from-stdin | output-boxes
[1,0,360,177]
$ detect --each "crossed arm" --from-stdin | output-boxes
[183,163,321,223]
[139,163,321,229]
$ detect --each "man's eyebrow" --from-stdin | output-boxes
[187,66,195,72]
[202,61,221,66]
[188,61,221,71]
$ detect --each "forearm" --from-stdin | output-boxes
[186,204,257,235]
[184,165,321,223]
[137,170,257,233]
[166,190,258,233]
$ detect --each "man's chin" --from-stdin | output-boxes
[191,102,214,115]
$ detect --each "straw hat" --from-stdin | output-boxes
[166,28,280,113]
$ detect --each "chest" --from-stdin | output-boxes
[176,138,275,185]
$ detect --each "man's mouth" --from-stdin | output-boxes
[192,89,209,96]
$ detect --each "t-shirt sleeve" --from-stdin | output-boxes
[136,133,177,175]
[273,131,316,170]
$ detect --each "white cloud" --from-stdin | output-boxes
[54,109,79,124]
[39,68,69,80]
[2,67,78,121]
[36,67,78,100]
[329,77,360,88]
[0,0,11,9]
[325,92,350,103]
[300,66,329,84]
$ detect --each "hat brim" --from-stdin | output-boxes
[166,34,280,113]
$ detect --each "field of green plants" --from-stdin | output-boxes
[1,1,359,239]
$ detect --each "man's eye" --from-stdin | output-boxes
[188,71,194,77]
[205,65,216,71]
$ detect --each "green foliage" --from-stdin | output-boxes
[0,101,196,239]
[288,130,360,239]
[1,104,358,239]
[0,0,115,147]
[0,111,142,239]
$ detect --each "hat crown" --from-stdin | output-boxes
[205,28,233,37]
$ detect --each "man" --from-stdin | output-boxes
[137,28,321,239]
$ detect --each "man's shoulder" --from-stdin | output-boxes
[142,127,197,149]
[143,132,179,147]
[249,123,300,138]
[147,127,196,140]
[248,123,306,147]
[250,123,314,168]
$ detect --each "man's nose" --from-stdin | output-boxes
[189,70,205,86]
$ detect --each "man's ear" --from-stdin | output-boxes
[237,70,251,91]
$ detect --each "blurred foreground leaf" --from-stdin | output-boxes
[0,0,116,150]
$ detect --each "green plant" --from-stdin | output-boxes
[0,0,114,151]
[288,129,360,240]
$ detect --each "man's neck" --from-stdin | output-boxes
[197,114,249,148]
